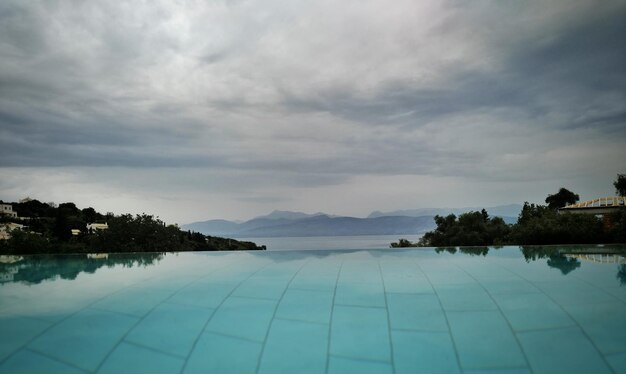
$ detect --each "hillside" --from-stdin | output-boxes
[0,199,265,254]
[368,204,522,219]
[183,213,436,237]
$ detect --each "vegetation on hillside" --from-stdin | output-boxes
[394,209,510,247]
[544,188,579,209]
[615,174,626,197]
[0,199,265,254]
[0,253,165,285]
[392,176,626,248]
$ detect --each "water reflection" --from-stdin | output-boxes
[434,246,491,256]
[434,245,626,279]
[546,255,581,275]
[1,246,625,286]
[0,253,164,285]
[618,264,626,285]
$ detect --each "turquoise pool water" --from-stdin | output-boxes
[1,246,625,373]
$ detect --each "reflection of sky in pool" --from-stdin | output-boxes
[1,246,625,373]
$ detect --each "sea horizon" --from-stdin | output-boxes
[234,234,425,251]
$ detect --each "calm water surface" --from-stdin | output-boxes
[1,245,625,373]
[236,234,425,251]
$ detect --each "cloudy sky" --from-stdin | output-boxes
[1,0,625,223]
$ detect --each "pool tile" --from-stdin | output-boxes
[382,274,434,294]
[379,261,422,278]
[276,289,333,324]
[339,262,382,284]
[290,274,337,291]
[28,308,138,371]
[436,284,497,311]
[0,296,86,323]
[480,279,539,295]
[447,310,526,369]
[328,356,393,374]
[145,275,199,292]
[298,263,341,278]
[421,266,476,286]
[563,300,626,327]
[254,263,302,278]
[605,351,626,374]
[492,292,575,331]
[98,342,184,373]
[184,332,262,374]
[569,267,621,288]
[604,286,626,303]
[461,265,519,282]
[330,305,391,362]
[205,296,275,342]
[387,293,447,331]
[0,317,52,361]
[463,369,531,374]
[233,277,289,300]
[517,326,612,374]
[258,319,328,374]
[4,248,626,373]
[335,282,385,307]
[168,280,237,309]
[0,349,85,374]
[203,269,258,284]
[533,280,617,306]
[125,302,212,358]
[563,302,626,354]
[90,287,174,317]
[392,330,460,374]
[505,261,569,282]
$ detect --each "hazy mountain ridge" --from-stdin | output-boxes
[251,210,328,220]
[184,213,436,237]
[237,215,436,237]
[368,204,523,219]
[183,204,522,238]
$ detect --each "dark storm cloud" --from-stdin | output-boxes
[280,7,626,133]
[0,0,624,181]
[0,102,216,167]
[237,196,290,204]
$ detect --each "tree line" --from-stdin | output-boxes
[392,175,626,247]
[0,199,265,254]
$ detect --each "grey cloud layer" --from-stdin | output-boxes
[1,0,625,181]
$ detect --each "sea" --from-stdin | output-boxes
[234,234,424,251]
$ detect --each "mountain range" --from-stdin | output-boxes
[368,204,522,219]
[183,205,522,238]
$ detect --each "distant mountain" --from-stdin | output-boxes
[183,219,241,236]
[184,205,522,238]
[251,210,326,220]
[183,211,436,238]
[238,215,436,237]
[368,204,522,220]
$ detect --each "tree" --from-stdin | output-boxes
[81,207,100,223]
[417,211,511,247]
[390,238,417,248]
[545,188,579,209]
[614,174,626,197]
[547,255,581,275]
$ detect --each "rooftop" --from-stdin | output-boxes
[561,196,625,210]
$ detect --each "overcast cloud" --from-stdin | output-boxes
[1,0,625,223]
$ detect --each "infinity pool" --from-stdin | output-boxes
[1,246,625,373]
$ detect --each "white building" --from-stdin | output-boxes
[87,223,109,232]
[0,222,26,240]
[0,204,17,218]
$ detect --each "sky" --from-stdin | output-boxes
[1,0,625,224]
